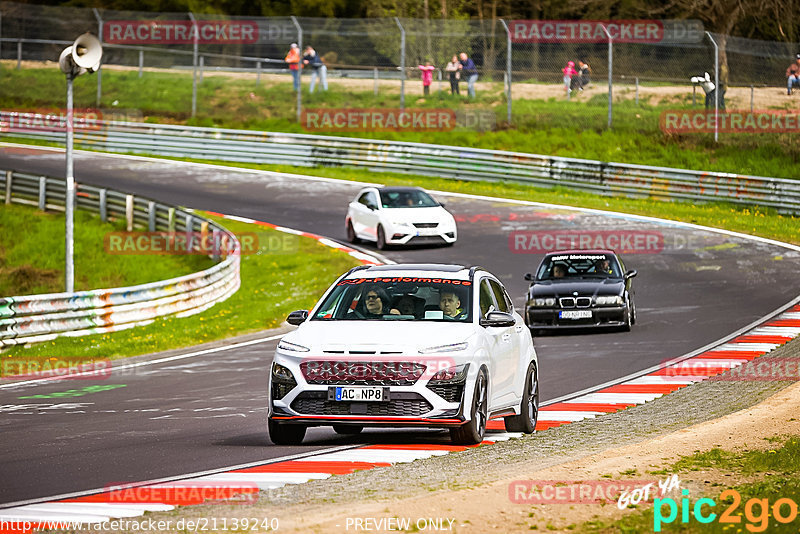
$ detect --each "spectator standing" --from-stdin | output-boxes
[459,52,478,98]
[285,43,301,92]
[445,55,461,95]
[419,61,435,96]
[577,59,591,91]
[787,54,800,95]
[303,46,328,93]
[562,60,577,95]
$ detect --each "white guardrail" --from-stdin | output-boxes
[2,114,800,213]
[0,170,241,347]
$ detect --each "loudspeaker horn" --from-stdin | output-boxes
[59,33,103,76]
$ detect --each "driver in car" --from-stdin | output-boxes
[359,286,400,318]
[439,290,466,319]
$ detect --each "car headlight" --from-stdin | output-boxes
[272,362,295,382]
[429,363,469,383]
[532,297,556,307]
[277,340,310,352]
[391,221,411,227]
[595,295,623,306]
[419,342,468,354]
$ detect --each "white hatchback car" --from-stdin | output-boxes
[345,186,457,249]
[268,264,539,445]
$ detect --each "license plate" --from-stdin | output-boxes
[333,386,386,402]
[559,310,592,319]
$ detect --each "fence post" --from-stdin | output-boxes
[185,214,194,251]
[500,19,512,125]
[750,85,754,112]
[290,16,303,123]
[374,67,378,95]
[38,176,46,211]
[99,188,107,221]
[256,60,261,86]
[138,49,143,78]
[438,68,442,93]
[148,201,156,231]
[199,55,204,83]
[705,32,719,143]
[395,17,406,109]
[167,207,175,232]
[17,39,21,69]
[601,24,613,129]
[188,12,198,118]
[93,8,103,107]
[5,170,12,204]
[635,77,639,106]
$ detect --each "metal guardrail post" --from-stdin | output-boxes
[185,214,194,250]
[99,188,107,221]
[500,19,512,126]
[38,176,46,210]
[751,85,754,112]
[635,77,639,106]
[168,207,175,232]
[138,49,143,78]
[199,55,204,83]
[256,60,261,86]
[125,194,133,231]
[290,16,302,123]
[188,12,198,118]
[374,68,378,95]
[148,201,156,231]
[5,170,11,204]
[93,8,103,107]
[16,39,21,69]
[706,31,719,143]
[395,17,406,109]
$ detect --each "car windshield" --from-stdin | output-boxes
[380,190,439,208]
[312,278,472,322]
[536,253,622,280]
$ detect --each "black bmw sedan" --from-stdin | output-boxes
[524,250,637,333]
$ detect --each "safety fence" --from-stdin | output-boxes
[3,116,798,214]
[0,168,241,347]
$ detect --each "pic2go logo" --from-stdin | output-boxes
[654,489,799,532]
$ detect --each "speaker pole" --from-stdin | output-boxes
[65,71,75,293]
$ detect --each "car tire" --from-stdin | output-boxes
[504,362,539,433]
[268,418,306,445]
[376,225,387,250]
[622,299,633,332]
[332,424,363,435]
[630,296,637,325]
[450,369,488,445]
[346,220,359,244]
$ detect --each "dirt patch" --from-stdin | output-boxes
[0,264,60,295]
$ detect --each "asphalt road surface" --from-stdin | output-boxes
[1,145,799,506]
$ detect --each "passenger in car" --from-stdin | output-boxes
[357,286,400,318]
[394,295,425,317]
[552,264,567,278]
[439,290,466,319]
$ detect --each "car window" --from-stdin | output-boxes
[488,279,512,313]
[380,189,438,208]
[357,192,378,208]
[479,279,496,317]
[537,253,621,280]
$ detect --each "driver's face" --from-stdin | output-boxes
[365,292,383,314]
[439,293,460,316]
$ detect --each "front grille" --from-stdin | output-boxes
[407,236,446,245]
[413,223,438,229]
[559,297,575,308]
[300,360,424,386]
[576,297,592,307]
[426,383,464,403]
[559,297,592,308]
[291,391,433,417]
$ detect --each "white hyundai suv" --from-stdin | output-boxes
[345,186,457,249]
[268,264,538,445]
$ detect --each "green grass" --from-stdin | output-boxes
[0,212,360,365]
[582,436,800,533]
[0,203,213,295]
[1,63,798,179]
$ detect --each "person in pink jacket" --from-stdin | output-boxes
[562,60,578,95]
[419,61,435,96]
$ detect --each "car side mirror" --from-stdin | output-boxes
[480,310,516,328]
[624,270,638,280]
[286,310,309,326]
[439,202,446,208]
[524,273,533,281]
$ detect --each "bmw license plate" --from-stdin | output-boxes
[559,310,592,319]
[333,386,386,402]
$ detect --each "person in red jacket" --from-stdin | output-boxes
[787,54,800,95]
[285,43,301,92]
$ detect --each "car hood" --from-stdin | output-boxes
[383,206,453,223]
[529,278,624,298]
[283,320,475,354]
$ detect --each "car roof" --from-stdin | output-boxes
[545,249,617,257]
[378,186,425,193]
[344,263,478,279]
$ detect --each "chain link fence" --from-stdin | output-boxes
[1,1,798,138]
